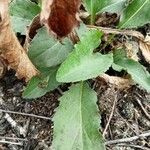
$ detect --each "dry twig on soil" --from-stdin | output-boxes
[4,113,27,137]
[0,140,23,146]
[105,130,150,145]
[88,25,144,40]
[117,144,150,150]
[0,136,28,142]
[0,109,52,120]
[103,94,118,137]
[134,94,150,120]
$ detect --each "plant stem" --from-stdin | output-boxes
[90,13,95,25]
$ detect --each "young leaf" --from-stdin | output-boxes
[119,0,150,28]
[10,0,41,34]
[52,82,105,150]
[28,27,73,69]
[57,30,113,83]
[23,67,60,99]
[113,49,150,91]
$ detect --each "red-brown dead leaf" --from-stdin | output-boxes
[40,0,81,38]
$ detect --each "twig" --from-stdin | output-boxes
[57,87,64,95]
[0,140,22,146]
[0,136,28,142]
[0,109,52,120]
[134,94,150,120]
[117,144,150,150]
[4,113,26,137]
[87,25,145,40]
[103,94,118,137]
[105,130,150,145]
[116,111,137,135]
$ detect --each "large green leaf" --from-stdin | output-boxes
[10,0,40,34]
[28,27,73,69]
[57,30,113,83]
[52,82,105,150]
[113,49,150,91]
[23,67,60,99]
[119,0,150,28]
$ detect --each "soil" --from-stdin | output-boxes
[0,70,60,150]
[0,68,149,150]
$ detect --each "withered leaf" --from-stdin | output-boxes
[139,35,150,64]
[0,0,38,81]
[99,74,133,90]
[41,0,81,38]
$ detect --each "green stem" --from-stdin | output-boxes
[90,13,95,25]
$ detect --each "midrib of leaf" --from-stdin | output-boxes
[90,0,95,24]
[78,83,95,149]
[66,82,84,150]
[120,0,148,28]
[66,82,84,149]
[79,82,84,150]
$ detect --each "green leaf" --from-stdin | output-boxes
[83,0,115,15]
[10,16,31,34]
[57,30,113,83]
[10,0,40,34]
[23,76,47,99]
[83,0,102,15]
[100,0,127,14]
[119,0,150,28]
[114,49,150,91]
[52,82,105,150]
[112,63,124,72]
[23,67,60,99]
[75,23,89,39]
[83,0,107,23]
[83,0,127,23]
[28,27,74,69]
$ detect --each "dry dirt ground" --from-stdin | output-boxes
[0,69,149,150]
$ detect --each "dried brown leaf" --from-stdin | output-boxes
[88,25,145,40]
[139,35,150,64]
[27,15,42,41]
[95,12,119,27]
[40,0,81,38]
[0,0,38,81]
[99,74,133,90]
[24,14,42,51]
[0,57,6,78]
[125,41,139,61]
